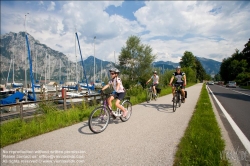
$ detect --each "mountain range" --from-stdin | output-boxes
[0,32,221,84]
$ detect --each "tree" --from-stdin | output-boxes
[235,72,250,86]
[182,67,196,83]
[180,51,196,70]
[220,57,231,82]
[195,57,206,82]
[214,73,221,81]
[242,38,250,70]
[118,35,156,88]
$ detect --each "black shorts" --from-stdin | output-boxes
[151,83,159,88]
[173,82,185,89]
[112,92,125,101]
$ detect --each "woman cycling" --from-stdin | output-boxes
[146,71,159,97]
[101,68,128,118]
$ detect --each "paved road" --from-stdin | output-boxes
[1,83,205,166]
[208,85,250,140]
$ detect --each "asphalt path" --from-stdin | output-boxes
[1,83,203,166]
[207,85,250,141]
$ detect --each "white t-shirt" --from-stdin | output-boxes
[108,77,125,93]
[151,75,159,84]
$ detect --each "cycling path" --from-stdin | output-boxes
[1,83,216,166]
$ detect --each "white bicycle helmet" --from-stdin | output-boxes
[109,68,120,74]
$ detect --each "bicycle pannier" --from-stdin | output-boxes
[156,88,161,94]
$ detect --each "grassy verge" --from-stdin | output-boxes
[173,83,230,166]
[240,85,250,90]
[0,83,196,148]
[0,102,95,148]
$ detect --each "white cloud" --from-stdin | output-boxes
[39,1,44,5]
[47,1,55,11]
[135,1,250,62]
[1,1,249,64]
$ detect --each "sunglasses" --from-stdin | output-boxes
[110,73,115,75]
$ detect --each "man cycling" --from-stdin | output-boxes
[101,68,128,118]
[169,66,186,103]
[146,71,159,97]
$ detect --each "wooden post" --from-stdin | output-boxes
[40,85,42,94]
[20,102,23,120]
[63,89,67,110]
[16,98,20,112]
[56,85,58,96]
[93,95,96,105]
[42,88,46,100]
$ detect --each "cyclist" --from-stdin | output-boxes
[146,71,159,97]
[101,68,128,118]
[169,66,186,103]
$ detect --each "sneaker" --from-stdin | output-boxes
[172,98,174,102]
[181,98,185,103]
[122,110,128,118]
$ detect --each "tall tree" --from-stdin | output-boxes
[195,57,206,81]
[118,35,156,88]
[214,73,221,81]
[242,38,250,70]
[180,51,196,70]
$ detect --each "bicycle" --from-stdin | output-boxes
[88,92,132,134]
[172,83,183,112]
[146,85,160,102]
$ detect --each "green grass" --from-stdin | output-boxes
[0,104,95,148]
[0,83,195,148]
[173,83,230,166]
[240,85,250,90]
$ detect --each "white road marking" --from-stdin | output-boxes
[207,85,250,154]
[213,85,250,97]
[232,90,250,97]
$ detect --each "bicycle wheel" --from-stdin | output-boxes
[146,89,152,103]
[173,94,177,112]
[154,93,157,101]
[178,92,182,107]
[88,106,110,133]
[120,100,132,122]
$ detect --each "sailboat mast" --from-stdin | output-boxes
[49,53,50,82]
[12,55,14,83]
[36,50,37,80]
[101,60,102,81]
[6,59,12,86]
[75,33,78,83]
[59,59,61,82]
[45,52,47,85]
[94,36,96,84]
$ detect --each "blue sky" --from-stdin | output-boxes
[1,1,250,63]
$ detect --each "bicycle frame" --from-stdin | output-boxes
[146,85,156,102]
[88,92,132,133]
[174,84,182,101]
[101,93,127,118]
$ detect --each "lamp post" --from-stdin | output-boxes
[93,36,96,84]
[24,13,29,89]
